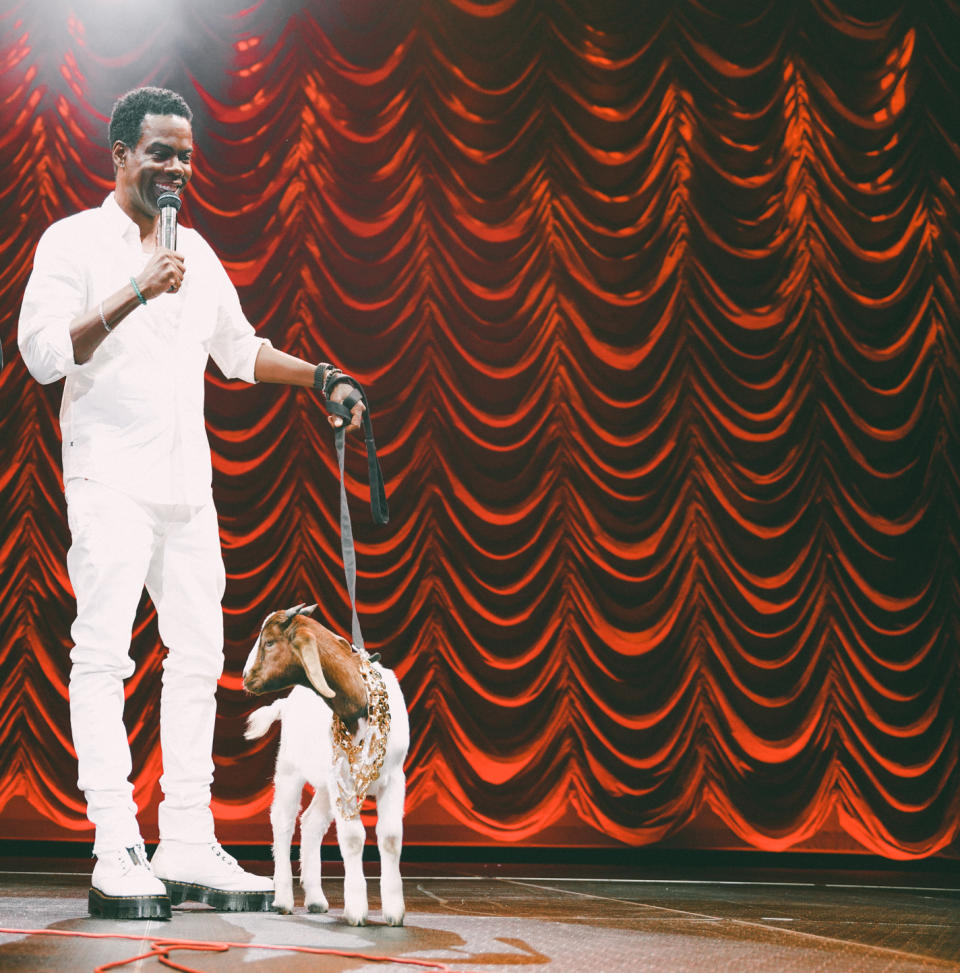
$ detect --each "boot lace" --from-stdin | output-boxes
[120,842,151,876]
[210,843,243,872]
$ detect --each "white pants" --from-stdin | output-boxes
[65,478,226,856]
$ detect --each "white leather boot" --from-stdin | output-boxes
[89,842,171,920]
[151,840,273,911]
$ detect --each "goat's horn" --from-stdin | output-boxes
[282,603,307,622]
[300,604,317,616]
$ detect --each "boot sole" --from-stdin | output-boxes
[161,879,272,912]
[88,888,171,920]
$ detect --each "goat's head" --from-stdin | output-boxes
[242,603,368,723]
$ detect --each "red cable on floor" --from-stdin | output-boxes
[0,926,469,973]
[96,939,227,972]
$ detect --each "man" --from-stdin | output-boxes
[18,87,363,920]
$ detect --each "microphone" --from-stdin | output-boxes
[157,192,181,251]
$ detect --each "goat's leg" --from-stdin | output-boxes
[375,770,406,926]
[299,789,333,913]
[269,770,305,914]
[334,808,368,926]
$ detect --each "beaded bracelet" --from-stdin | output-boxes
[130,277,147,305]
[313,363,332,393]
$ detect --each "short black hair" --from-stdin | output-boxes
[108,86,193,149]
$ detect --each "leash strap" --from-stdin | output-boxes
[327,377,388,653]
[334,425,365,650]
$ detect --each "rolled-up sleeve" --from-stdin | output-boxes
[18,224,87,385]
[207,257,271,384]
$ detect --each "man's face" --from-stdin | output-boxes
[115,113,193,222]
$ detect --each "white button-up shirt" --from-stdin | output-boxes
[18,193,270,505]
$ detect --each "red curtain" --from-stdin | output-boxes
[1,0,958,858]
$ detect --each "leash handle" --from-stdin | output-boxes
[325,380,389,526]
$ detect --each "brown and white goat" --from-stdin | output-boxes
[242,604,408,925]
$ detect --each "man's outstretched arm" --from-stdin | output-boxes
[253,345,364,430]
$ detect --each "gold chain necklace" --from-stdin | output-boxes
[331,658,391,819]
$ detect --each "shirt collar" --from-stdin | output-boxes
[101,192,143,244]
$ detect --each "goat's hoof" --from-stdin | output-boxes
[307,899,329,914]
[344,911,367,926]
[271,902,293,915]
[382,896,405,927]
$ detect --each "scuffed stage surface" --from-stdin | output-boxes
[0,858,958,972]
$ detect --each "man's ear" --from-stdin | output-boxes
[112,140,126,171]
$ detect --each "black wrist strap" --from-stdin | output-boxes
[313,362,339,393]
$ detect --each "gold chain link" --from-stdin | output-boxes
[331,658,391,819]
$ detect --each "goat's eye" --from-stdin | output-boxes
[263,639,275,649]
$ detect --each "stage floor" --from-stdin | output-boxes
[0,858,957,971]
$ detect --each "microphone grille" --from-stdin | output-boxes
[157,193,182,211]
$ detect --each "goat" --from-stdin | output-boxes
[242,603,409,926]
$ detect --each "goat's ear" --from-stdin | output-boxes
[292,632,336,699]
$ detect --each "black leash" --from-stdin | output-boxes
[323,376,388,653]
[325,377,388,528]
